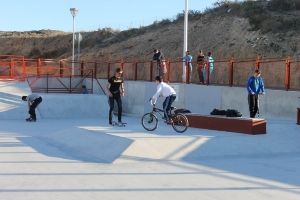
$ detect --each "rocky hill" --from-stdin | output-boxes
[1,0,300,61]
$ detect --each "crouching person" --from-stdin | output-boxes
[22,94,42,122]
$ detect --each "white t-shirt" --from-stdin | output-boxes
[26,94,41,103]
[152,82,176,99]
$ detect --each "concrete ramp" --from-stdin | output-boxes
[40,127,133,163]
[37,94,108,118]
[0,81,41,119]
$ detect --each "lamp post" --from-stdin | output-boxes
[182,0,188,82]
[70,8,78,76]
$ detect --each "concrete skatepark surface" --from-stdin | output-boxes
[0,116,299,200]
[0,81,299,199]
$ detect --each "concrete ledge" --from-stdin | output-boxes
[185,113,266,135]
[297,108,300,125]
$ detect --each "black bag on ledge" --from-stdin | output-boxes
[225,109,242,117]
[210,108,226,115]
[174,109,191,114]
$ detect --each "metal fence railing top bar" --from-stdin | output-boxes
[0,55,299,91]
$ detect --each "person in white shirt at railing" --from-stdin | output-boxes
[150,76,177,124]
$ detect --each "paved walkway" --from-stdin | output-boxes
[0,116,299,200]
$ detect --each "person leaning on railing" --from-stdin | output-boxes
[196,50,205,84]
[204,51,214,83]
[178,51,193,83]
[152,49,167,81]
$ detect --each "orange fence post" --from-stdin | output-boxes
[22,57,25,81]
[150,60,153,82]
[94,61,97,79]
[80,61,84,78]
[134,60,138,81]
[120,60,123,70]
[205,60,209,85]
[60,60,63,77]
[255,56,260,70]
[285,56,290,91]
[37,59,41,77]
[10,58,14,78]
[107,61,110,80]
[167,58,170,83]
[229,57,234,87]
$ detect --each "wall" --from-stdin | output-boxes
[92,79,300,120]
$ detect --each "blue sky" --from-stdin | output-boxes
[0,0,217,32]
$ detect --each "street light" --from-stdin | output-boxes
[182,0,188,82]
[70,8,78,76]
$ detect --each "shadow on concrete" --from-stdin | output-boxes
[18,127,133,163]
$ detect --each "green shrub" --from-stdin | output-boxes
[268,0,299,11]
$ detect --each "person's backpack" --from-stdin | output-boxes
[210,108,226,115]
[174,108,191,114]
[225,109,242,117]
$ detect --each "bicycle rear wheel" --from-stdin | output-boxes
[141,113,158,131]
[171,113,189,133]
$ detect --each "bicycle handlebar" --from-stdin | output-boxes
[149,98,157,106]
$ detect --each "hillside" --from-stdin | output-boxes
[1,0,300,61]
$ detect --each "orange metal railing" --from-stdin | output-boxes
[1,55,300,91]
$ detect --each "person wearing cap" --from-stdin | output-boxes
[22,94,43,122]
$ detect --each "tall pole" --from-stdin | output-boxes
[78,33,80,71]
[70,8,78,77]
[72,16,75,76]
[182,0,188,82]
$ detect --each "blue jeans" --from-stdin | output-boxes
[163,94,176,120]
[203,67,213,82]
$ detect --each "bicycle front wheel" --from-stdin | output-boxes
[141,113,158,131]
[171,113,189,133]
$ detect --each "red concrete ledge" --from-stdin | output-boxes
[297,108,300,125]
[185,114,266,135]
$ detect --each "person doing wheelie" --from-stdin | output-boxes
[150,76,176,124]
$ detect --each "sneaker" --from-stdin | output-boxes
[166,119,173,124]
[27,118,36,122]
[109,121,112,125]
[118,121,123,125]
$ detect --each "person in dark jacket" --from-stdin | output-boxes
[152,49,167,81]
[246,69,265,118]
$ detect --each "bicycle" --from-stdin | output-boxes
[141,99,189,133]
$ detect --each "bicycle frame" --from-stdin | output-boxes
[150,99,171,119]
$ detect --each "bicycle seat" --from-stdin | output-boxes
[170,107,176,110]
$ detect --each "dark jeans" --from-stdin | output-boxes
[29,97,42,120]
[197,65,204,83]
[163,94,176,120]
[109,92,122,122]
[248,94,258,118]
